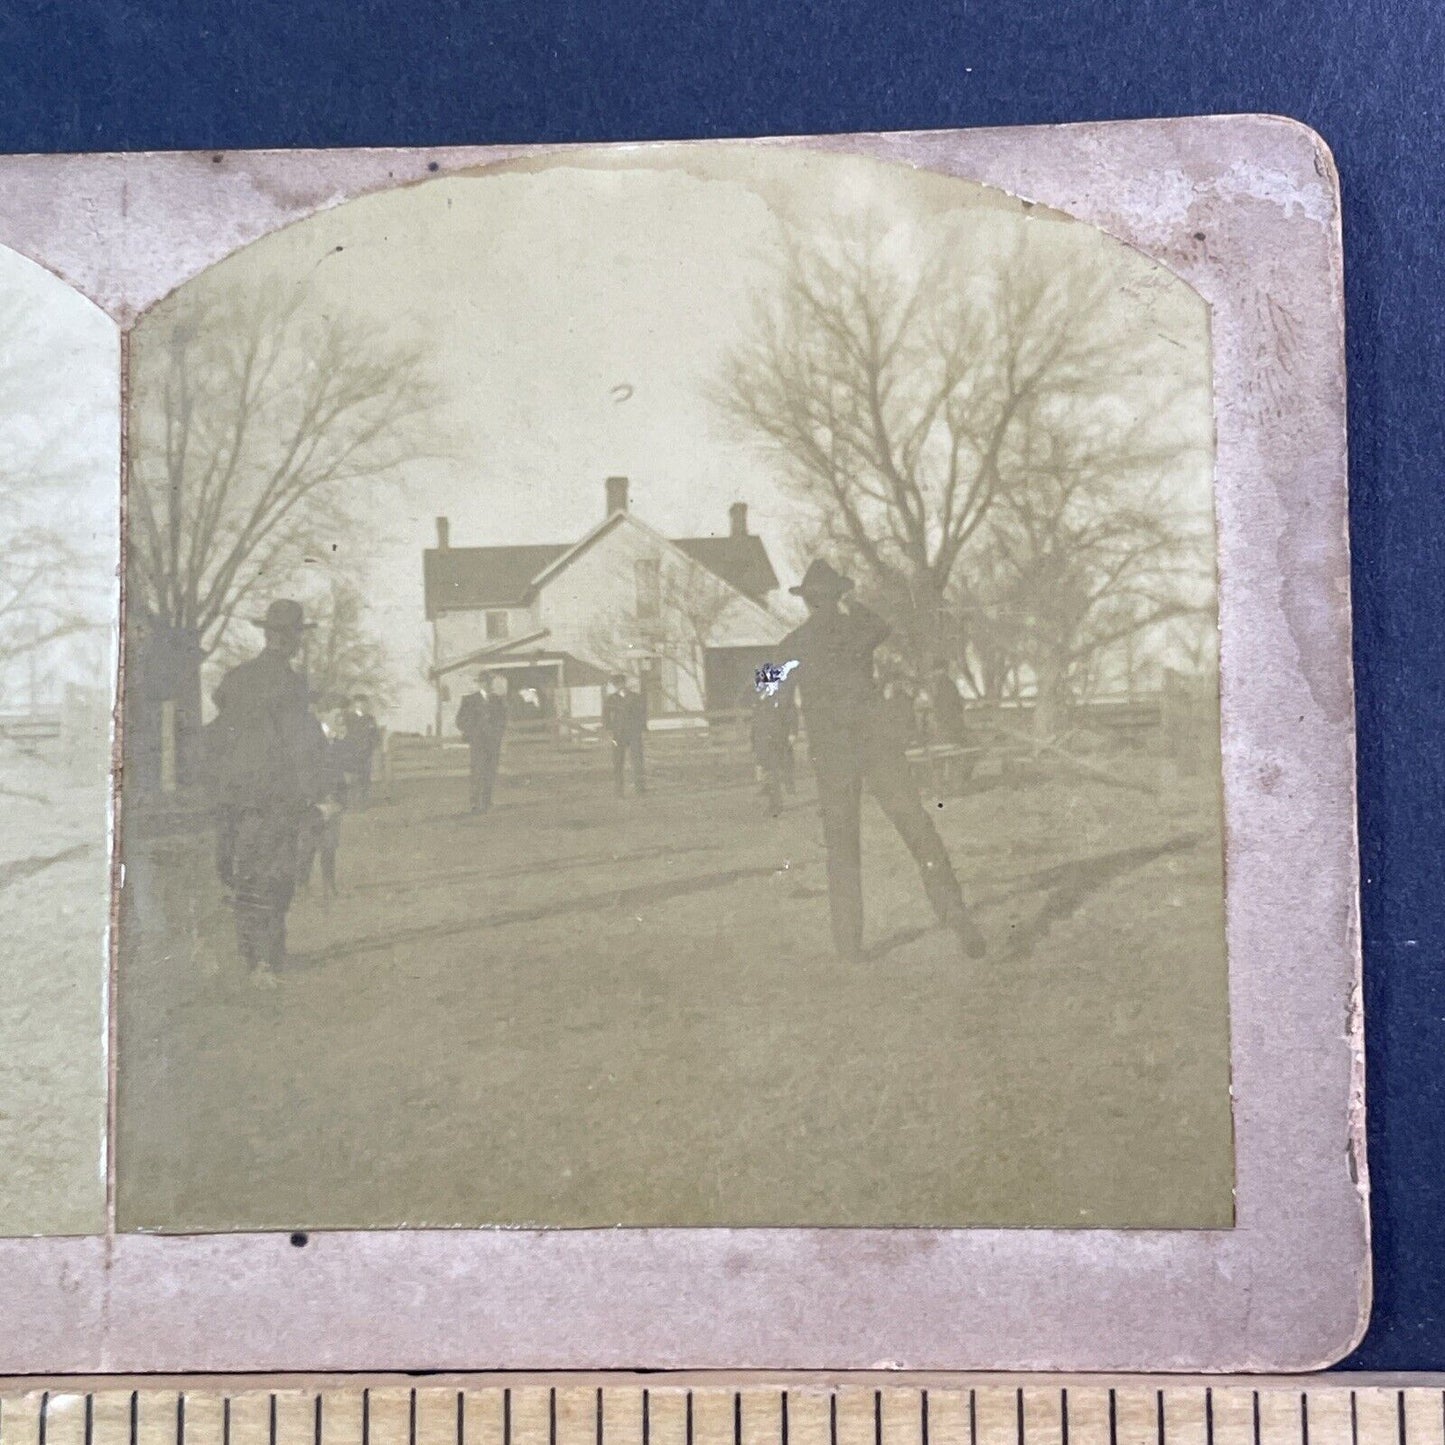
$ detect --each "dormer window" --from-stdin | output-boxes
[485,610,510,641]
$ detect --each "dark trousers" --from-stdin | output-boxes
[469,739,502,811]
[812,725,965,961]
[754,735,796,813]
[611,734,645,794]
[297,807,341,895]
[217,805,303,969]
[345,756,372,808]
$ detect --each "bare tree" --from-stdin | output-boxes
[0,527,93,673]
[125,277,440,779]
[128,278,439,657]
[715,217,1206,737]
[0,289,110,691]
[974,394,1215,743]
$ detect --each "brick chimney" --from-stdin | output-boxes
[606,475,630,515]
[729,501,748,537]
[435,516,450,550]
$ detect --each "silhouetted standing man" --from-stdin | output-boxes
[777,560,986,964]
[747,675,798,817]
[208,598,327,982]
[457,671,509,813]
[602,672,647,796]
[340,694,381,808]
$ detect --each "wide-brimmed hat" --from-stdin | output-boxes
[254,598,314,633]
[789,559,855,601]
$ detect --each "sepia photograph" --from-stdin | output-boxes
[0,244,117,1236]
[114,146,1234,1233]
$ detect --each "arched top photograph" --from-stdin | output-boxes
[116,144,1228,1237]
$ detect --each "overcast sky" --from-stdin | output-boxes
[136,147,1210,730]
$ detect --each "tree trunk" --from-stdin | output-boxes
[1032,652,1068,752]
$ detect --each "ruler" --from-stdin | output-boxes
[0,1382,1442,1445]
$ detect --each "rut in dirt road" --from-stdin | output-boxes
[291,862,783,967]
[0,842,91,893]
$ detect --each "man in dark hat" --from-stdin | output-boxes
[456,671,509,813]
[776,559,986,964]
[207,598,329,982]
[602,671,648,796]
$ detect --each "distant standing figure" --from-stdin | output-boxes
[602,672,647,796]
[340,694,381,808]
[776,560,986,964]
[207,598,328,981]
[297,729,348,899]
[457,671,509,813]
[748,676,798,816]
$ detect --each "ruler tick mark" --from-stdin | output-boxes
[549,1389,557,1445]
[686,1393,694,1445]
[130,1392,139,1445]
[920,1391,929,1445]
[410,1390,418,1445]
[179,1394,186,1445]
[270,1395,277,1445]
[642,1392,650,1445]
[735,1394,742,1445]
[830,1396,838,1445]
[504,1389,512,1445]
[877,1391,884,1445]
[1061,1390,1069,1445]
[1156,1391,1164,1445]
[1018,1390,1026,1445]
[1397,1392,1407,1445]
[1109,1390,1118,1445]
[222,1398,230,1445]
[598,1387,605,1445]
[38,1393,47,1445]
[363,1390,371,1445]
[1301,1394,1309,1445]
[85,1396,94,1445]
[315,1394,323,1445]
[1251,1391,1259,1445]
[969,1392,977,1445]
[781,1391,789,1445]
[457,1391,465,1445]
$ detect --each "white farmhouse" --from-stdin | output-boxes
[424,477,790,730]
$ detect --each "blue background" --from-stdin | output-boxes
[2,0,1441,1371]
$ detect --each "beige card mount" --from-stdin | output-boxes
[0,116,1363,1371]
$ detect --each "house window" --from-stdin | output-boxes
[635,559,661,620]
[485,610,510,641]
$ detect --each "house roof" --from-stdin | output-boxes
[423,543,568,616]
[673,535,779,601]
[424,520,780,618]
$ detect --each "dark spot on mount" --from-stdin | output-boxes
[1193,231,1206,241]
[428,161,440,172]
[290,1231,309,1248]
[211,154,224,164]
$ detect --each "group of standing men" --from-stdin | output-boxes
[455,668,649,809]
[205,599,381,982]
[204,556,986,982]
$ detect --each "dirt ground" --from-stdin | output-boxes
[0,747,110,1236]
[115,734,1235,1232]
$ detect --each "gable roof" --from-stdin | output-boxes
[423,543,568,617]
[424,514,781,619]
[673,535,779,601]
